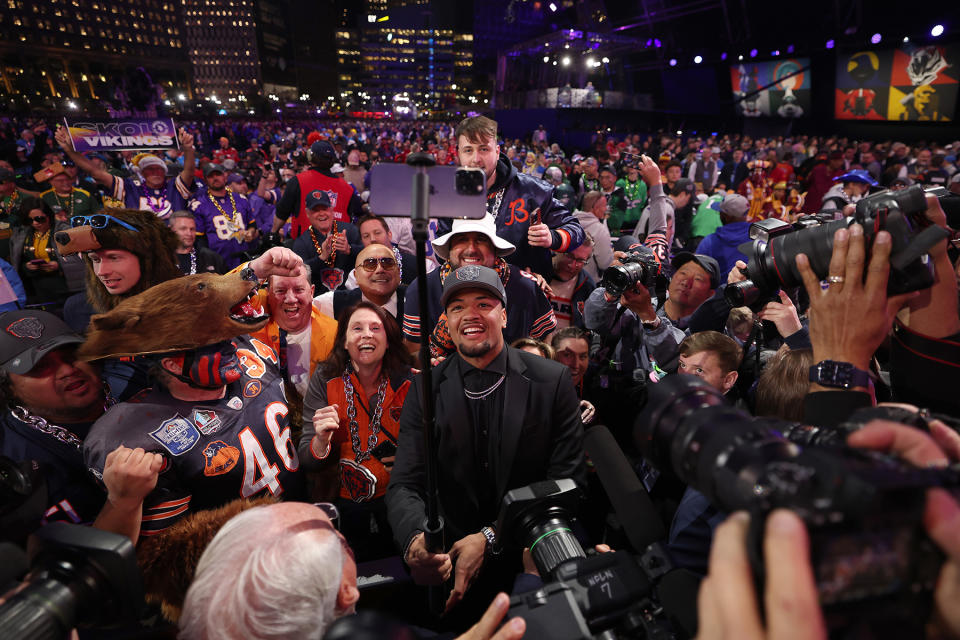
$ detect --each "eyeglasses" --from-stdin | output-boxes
[359,257,397,272]
[70,214,139,232]
[562,254,589,265]
[313,502,341,529]
[29,216,47,223]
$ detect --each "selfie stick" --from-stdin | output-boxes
[407,152,446,615]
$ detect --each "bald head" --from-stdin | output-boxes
[356,244,400,304]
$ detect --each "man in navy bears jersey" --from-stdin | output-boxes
[83,259,306,539]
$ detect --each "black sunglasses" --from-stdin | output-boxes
[359,257,397,272]
[29,216,47,223]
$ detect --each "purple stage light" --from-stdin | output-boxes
[871,33,882,44]
[720,52,727,60]
[669,58,677,66]
[826,39,835,49]
[749,48,758,57]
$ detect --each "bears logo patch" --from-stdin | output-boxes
[577,301,585,316]
[6,317,43,339]
[202,440,240,476]
[319,267,344,291]
[243,380,262,398]
[389,406,402,423]
[340,459,377,502]
[456,265,481,281]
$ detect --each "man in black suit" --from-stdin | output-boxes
[719,149,749,191]
[386,265,585,629]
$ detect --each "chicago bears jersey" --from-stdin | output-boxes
[83,336,304,537]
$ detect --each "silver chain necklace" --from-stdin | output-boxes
[463,374,506,401]
[12,405,85,451]
[188,248,197,275]
[487,186,506,220]
[343,364,390,463]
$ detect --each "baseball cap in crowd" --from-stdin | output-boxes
[671,252,721,289]
[671,178,695,198]
[0,168,14,183]
[137,155,166,172]
[432,216,516,261]
[330,163,345,174]
[226,173,245,185]
[305,189,332,210]
[835,169,878,186]
[719,193,749,219]
[310,140,336,161]
[0,311,85,375]
[203,163,226,177]
[440,265,507,310]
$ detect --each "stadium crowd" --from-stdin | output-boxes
[0,112,958,639]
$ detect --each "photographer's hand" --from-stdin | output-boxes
[620,286,657,323]
[638,154,661,187]
[696,510,826,640]
[796,224,915,383]
[757,291,802,338]
[446,532,487,613]
[847,419,960,638]
[455,593,526,640]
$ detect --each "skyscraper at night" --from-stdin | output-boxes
[181,0,262,100]
[0,0,191,109]
[335,0,477,112]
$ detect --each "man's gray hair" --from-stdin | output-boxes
[544,166,563,184]
[179,504,344,640]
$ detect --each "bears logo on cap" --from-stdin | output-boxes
[456,265,481,281]
[310,190,323,200]
[7,317,43,339]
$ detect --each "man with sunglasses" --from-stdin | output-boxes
[315,243,406,323]
[55,126,196,220]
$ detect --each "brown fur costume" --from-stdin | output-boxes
[78,272,269,360]
[54,207,181,313]
[137,496,276,623]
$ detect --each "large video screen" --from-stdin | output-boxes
[835,45,959,121]
[730,58,811,118]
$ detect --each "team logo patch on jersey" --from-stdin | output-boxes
[319,267,344,291]
[577,301,585,316]
[227,396,243,410]
[243,380,263,398]
[389,406,402,423]
[149,415,201,456]
[193,408,222,435]
[6,317,43,339]
[202,440,240,476]
[340,459,377,502]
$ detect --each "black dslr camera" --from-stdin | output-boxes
[495,480,679,639]
[636,375,959,634]
[600,245,664,298]
[726,184,952,310]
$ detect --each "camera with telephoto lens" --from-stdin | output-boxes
[601,245,664,299]
[494,479,680,639]
[0,522,144,640]
[725,184,952,311]
[635,374,959,634]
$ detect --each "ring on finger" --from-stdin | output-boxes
[827,275,845,284]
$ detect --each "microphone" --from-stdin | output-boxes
[583,425,665,550]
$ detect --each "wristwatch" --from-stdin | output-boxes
[239,265,260,282]
[808,360,870,389]
[480,526,500,557]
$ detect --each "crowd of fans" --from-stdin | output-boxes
[0,111,958,639]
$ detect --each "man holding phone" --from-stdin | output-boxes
[440,116,584,277]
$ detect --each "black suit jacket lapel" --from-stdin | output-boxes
[496,347,530,498]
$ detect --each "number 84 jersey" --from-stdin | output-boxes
[83,336,305,537]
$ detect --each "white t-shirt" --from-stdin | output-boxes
[548,276,577,330]
[284,325,313,397]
